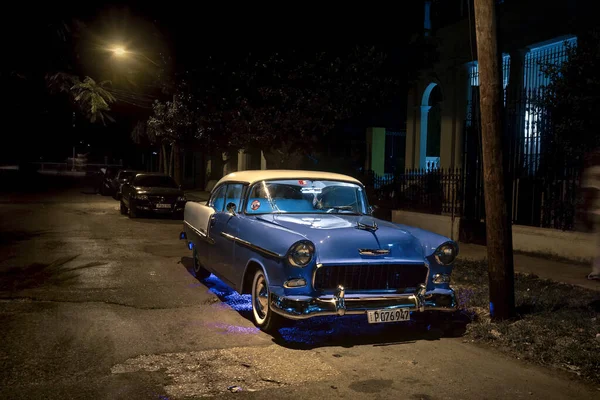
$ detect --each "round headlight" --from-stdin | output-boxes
[287,241,315,267]
[434,242,458,265]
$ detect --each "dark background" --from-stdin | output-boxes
[1,2,425,166]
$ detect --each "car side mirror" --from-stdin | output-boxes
[226,202,237,216]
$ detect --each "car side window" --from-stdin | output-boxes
[225,184,244,212]
[209,185,227,211]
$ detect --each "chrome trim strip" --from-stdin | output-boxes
[311,263,323,290]
[184,220,215,244]
[358,249,390,255]
[220,232,283,259]
[184,220,206,237]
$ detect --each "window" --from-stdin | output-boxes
[245,180,368,215]
[209,185,227,211]
[225,184,244,212]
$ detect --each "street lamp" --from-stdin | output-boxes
[112,46,127,56]
[109,46,160,67]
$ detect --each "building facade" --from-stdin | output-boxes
[405,0,580,172]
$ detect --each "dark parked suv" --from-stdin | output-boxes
[119,173,186,218]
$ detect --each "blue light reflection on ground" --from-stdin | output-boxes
[278,315,397,345]
[204,274,252,312]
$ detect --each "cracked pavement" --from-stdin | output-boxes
[0,178,598,399]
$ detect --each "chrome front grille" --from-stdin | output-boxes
[313,263,428,291]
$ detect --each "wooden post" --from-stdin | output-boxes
[474,0,515,321]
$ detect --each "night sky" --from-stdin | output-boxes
[2,2,425,165]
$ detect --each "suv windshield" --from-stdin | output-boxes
[245,179,368,215]
[133,175,178,188]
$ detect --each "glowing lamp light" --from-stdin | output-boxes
[113,47,127,56]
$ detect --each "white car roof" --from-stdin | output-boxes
[215,170,363,187]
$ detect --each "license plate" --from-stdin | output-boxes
[155,203,172,209]
[367,309,410,324]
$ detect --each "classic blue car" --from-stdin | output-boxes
[181,170,461,334]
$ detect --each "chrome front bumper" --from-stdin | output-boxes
[270,285,457,320]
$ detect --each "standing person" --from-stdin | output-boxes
[581,148,600,280]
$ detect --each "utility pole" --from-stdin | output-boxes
[474,0,515,321]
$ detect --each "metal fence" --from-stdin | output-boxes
[361,168,463,216]
[460,37,583,232]
[362,165,582,231]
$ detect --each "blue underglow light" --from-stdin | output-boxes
[278,315,398,346]
[204,274,252,312]
[187,242,193,250]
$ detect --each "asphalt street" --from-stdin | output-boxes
[0,176,597,399]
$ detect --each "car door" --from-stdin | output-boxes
[209,183,245,287]
[190,184,224,270]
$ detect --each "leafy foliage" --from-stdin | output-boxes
[71,77,116,124]
[146,92,203,146]
[175,45,403,167]
[541,29,600,163]
[46,73,116,125]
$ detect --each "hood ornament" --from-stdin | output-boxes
[356,220,378,232]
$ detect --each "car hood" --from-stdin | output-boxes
[134,186,183,196]
[256,214,426,264]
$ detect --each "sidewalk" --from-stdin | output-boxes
[458,243,600,291]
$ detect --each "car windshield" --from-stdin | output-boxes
[245,179,368,215]
[133,175,178,188]
[119,171,137,180]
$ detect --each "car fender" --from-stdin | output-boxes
[240,257,268,295]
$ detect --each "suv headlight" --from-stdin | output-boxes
[287,241,315,267]
[136,194,149,201]
[177,196,186,202]
[434,242,458,265]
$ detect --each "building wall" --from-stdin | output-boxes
[392,209,596,262]
[405,65,469,170]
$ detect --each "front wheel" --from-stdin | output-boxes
[128,201,137,218]
[251,269,283,332]
[192,247,211,280]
